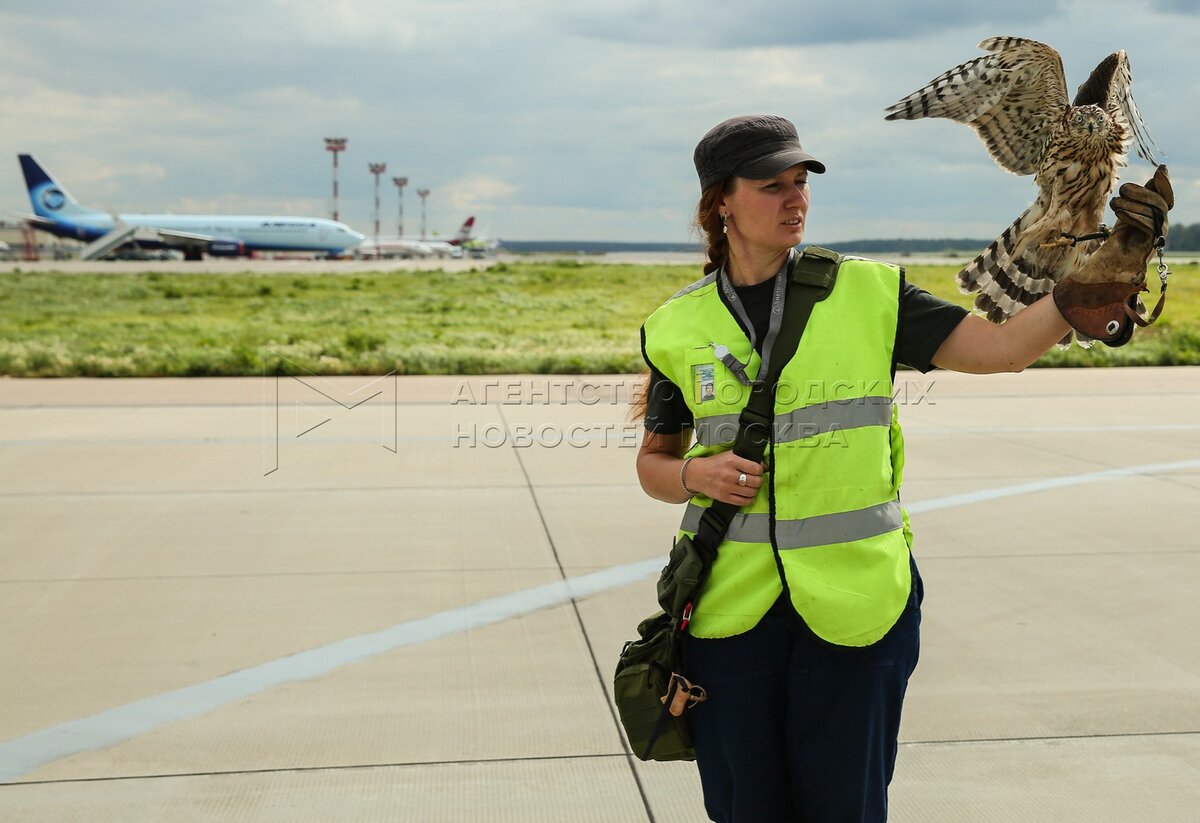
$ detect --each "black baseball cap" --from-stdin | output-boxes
[694,115,826,191]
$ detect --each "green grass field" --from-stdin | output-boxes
[1,259,1197,377]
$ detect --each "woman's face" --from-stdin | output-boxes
[721,164,811,253]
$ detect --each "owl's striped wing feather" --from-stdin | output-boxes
[885,36,1070,176]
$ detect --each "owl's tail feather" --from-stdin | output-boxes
[956,208,1081,347]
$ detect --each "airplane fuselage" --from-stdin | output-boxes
[41,212,363,253]
[18,154,365,256]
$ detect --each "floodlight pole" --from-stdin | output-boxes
[20,221,39,261]
[417,189,430,241]
[369,162,387,258]
[392,176,408,237]
[324,137,348,222]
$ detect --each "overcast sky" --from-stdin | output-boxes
[1,0,1196,243]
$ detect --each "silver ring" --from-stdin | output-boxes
[738,472,748,487]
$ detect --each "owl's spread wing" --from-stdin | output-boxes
[1073,50,1162,165]
[885,36,1070,175]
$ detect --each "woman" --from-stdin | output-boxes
[634,115,1074,823]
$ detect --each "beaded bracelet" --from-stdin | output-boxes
[680,456,699,497]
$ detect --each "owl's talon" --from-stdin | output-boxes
[1039,234,1075,249]
[1040,226,1112,249]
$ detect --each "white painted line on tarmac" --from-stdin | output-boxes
[0,558,665,783]
[2,458,1199,782]
[903,458,1200,514]
[906,424,1200,435]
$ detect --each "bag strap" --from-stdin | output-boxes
[690,246,840,561]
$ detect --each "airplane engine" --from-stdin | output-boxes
[208,239,246,257]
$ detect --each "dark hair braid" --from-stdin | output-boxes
[696,180,732,274]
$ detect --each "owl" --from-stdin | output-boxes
[884,36,1161,345]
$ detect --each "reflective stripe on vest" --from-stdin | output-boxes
[680,498,902,549]
[694,396,893,447]
[642,253,912,647]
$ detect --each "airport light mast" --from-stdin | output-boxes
[417,188,430,241]
[368,162,387,259]
[324,138,348,222]
[392,176,408,237]
[20,221,39,262]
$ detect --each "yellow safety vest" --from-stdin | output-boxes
[642,252,913,646]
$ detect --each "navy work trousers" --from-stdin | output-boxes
[684,568,923,823]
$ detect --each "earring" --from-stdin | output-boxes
[720,213,728,235]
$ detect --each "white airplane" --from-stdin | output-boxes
[355,216,475,259]
[17,154,364,260]
[463,231,502,258]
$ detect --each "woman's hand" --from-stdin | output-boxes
[686,452,765,505]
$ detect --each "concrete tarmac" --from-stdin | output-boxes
[0,368,1198,821]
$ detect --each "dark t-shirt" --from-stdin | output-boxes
[641,270,968,434]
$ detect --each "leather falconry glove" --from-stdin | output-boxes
[1053,165,1174,347]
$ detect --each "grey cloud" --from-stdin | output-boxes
[1,3,607,124]
[554,1,1068,49]
[2,1,1196,243]
[1148,0,1200,10]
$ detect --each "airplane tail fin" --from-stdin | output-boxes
[18,154,95,220]
[452,216,475,244]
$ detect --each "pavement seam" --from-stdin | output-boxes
[494,404,658,823]
[3,388,1197,411]
[5,547,1200,587]
[4,547,1199,587]
[0,752,632,788]
[4,468,1199,500]
[4,424,1200,450]
[0,483,627,499]
[902,729,1200,747]
[6,729,1199,788]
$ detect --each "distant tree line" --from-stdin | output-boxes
[821,238,991,254]
[1164,221,1200,251]
[828,221,1200,254]
[483,224,1200,256]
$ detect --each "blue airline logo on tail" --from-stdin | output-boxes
[19,155,88,221]
[41,188,66,211]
